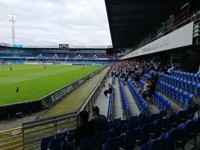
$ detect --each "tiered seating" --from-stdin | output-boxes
[40,103,200,150]
[157,80,194,108]
[171,70,200,97]
[171,70,200,82]
[40,130,71,150]
[118,77,129,118]
[159,73,200,96]
[152,91,171,111]
[126,79,147,114]
[103,105,200,150]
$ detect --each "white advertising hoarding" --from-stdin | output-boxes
[121,22,194,60]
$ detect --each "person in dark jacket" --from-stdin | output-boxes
[104,83,113,97]
[74,111,95,145]
[91,106,108,136]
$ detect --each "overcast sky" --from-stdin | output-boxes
[0,0,112,47]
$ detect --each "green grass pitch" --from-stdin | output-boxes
[0,64,102,106]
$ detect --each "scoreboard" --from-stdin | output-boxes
[59,44,69,49]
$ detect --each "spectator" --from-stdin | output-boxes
[66,111,95,149]
[91,106,108,136]
[197,65,200,75]
[150,72,159,84]
[132,71,141,82]
[140,79,155,99]
[104,83,113,97]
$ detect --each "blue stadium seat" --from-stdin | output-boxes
[101,134,124,150]
[194,83,200,96]
[141,139,163,150]
[80,137,96,150]
[124,130,137,150]
[48,135,65,150]
[161,128,179,150]
[137,123,155,145]
[40,135,55,150]
[113,125,127,137]
[99,128,114,146]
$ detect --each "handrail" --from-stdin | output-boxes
[0,127,23,150]
[23,112,77,129]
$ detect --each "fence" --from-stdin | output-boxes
[0,127,23,150]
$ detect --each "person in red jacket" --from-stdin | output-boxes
[9,65,12,71]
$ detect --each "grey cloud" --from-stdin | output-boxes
[0,0,112,47]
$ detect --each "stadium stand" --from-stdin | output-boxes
[0,47,118,65]
[35,104,200,150]
[1,0,200,150]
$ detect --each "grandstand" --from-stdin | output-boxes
[0,46,117,65]
[0,0,200,150]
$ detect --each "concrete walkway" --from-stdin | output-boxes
[113,78,123,119]
[92,77,112,117]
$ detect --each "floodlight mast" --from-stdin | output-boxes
[8,14,17,45]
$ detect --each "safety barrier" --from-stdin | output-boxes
[0,127,23,150]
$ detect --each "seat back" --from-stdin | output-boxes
[99,128,113,146]
[80,137,96,150]
[40,135,54,150]
[49,135,65,150]
[101,134,124,150]
[149,139,163,150]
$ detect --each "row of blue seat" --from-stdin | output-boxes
[159,74,200,95]
[107,91,114,121]
[157,81,193,108]
[171,70,200,82]
[152,91,171,111]
[118,77,129,117]
[137,79,146,88]
[41,129,97,150]
[101,104,200,150]
[40,102,199,150]
[126,79,147,113]
[142,74,151,81]
[40,130,70,150]
[101,111,167,150]
[107,77,115,121]
[141,116,200,150]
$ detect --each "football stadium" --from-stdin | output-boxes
[0,0,200,150]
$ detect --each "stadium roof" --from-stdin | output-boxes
[105,0,196,48]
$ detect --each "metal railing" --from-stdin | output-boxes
[0,127,23,150]
[22,112,77,150]
[21,66,109,149]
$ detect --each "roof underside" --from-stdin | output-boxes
[105,0,197,48]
